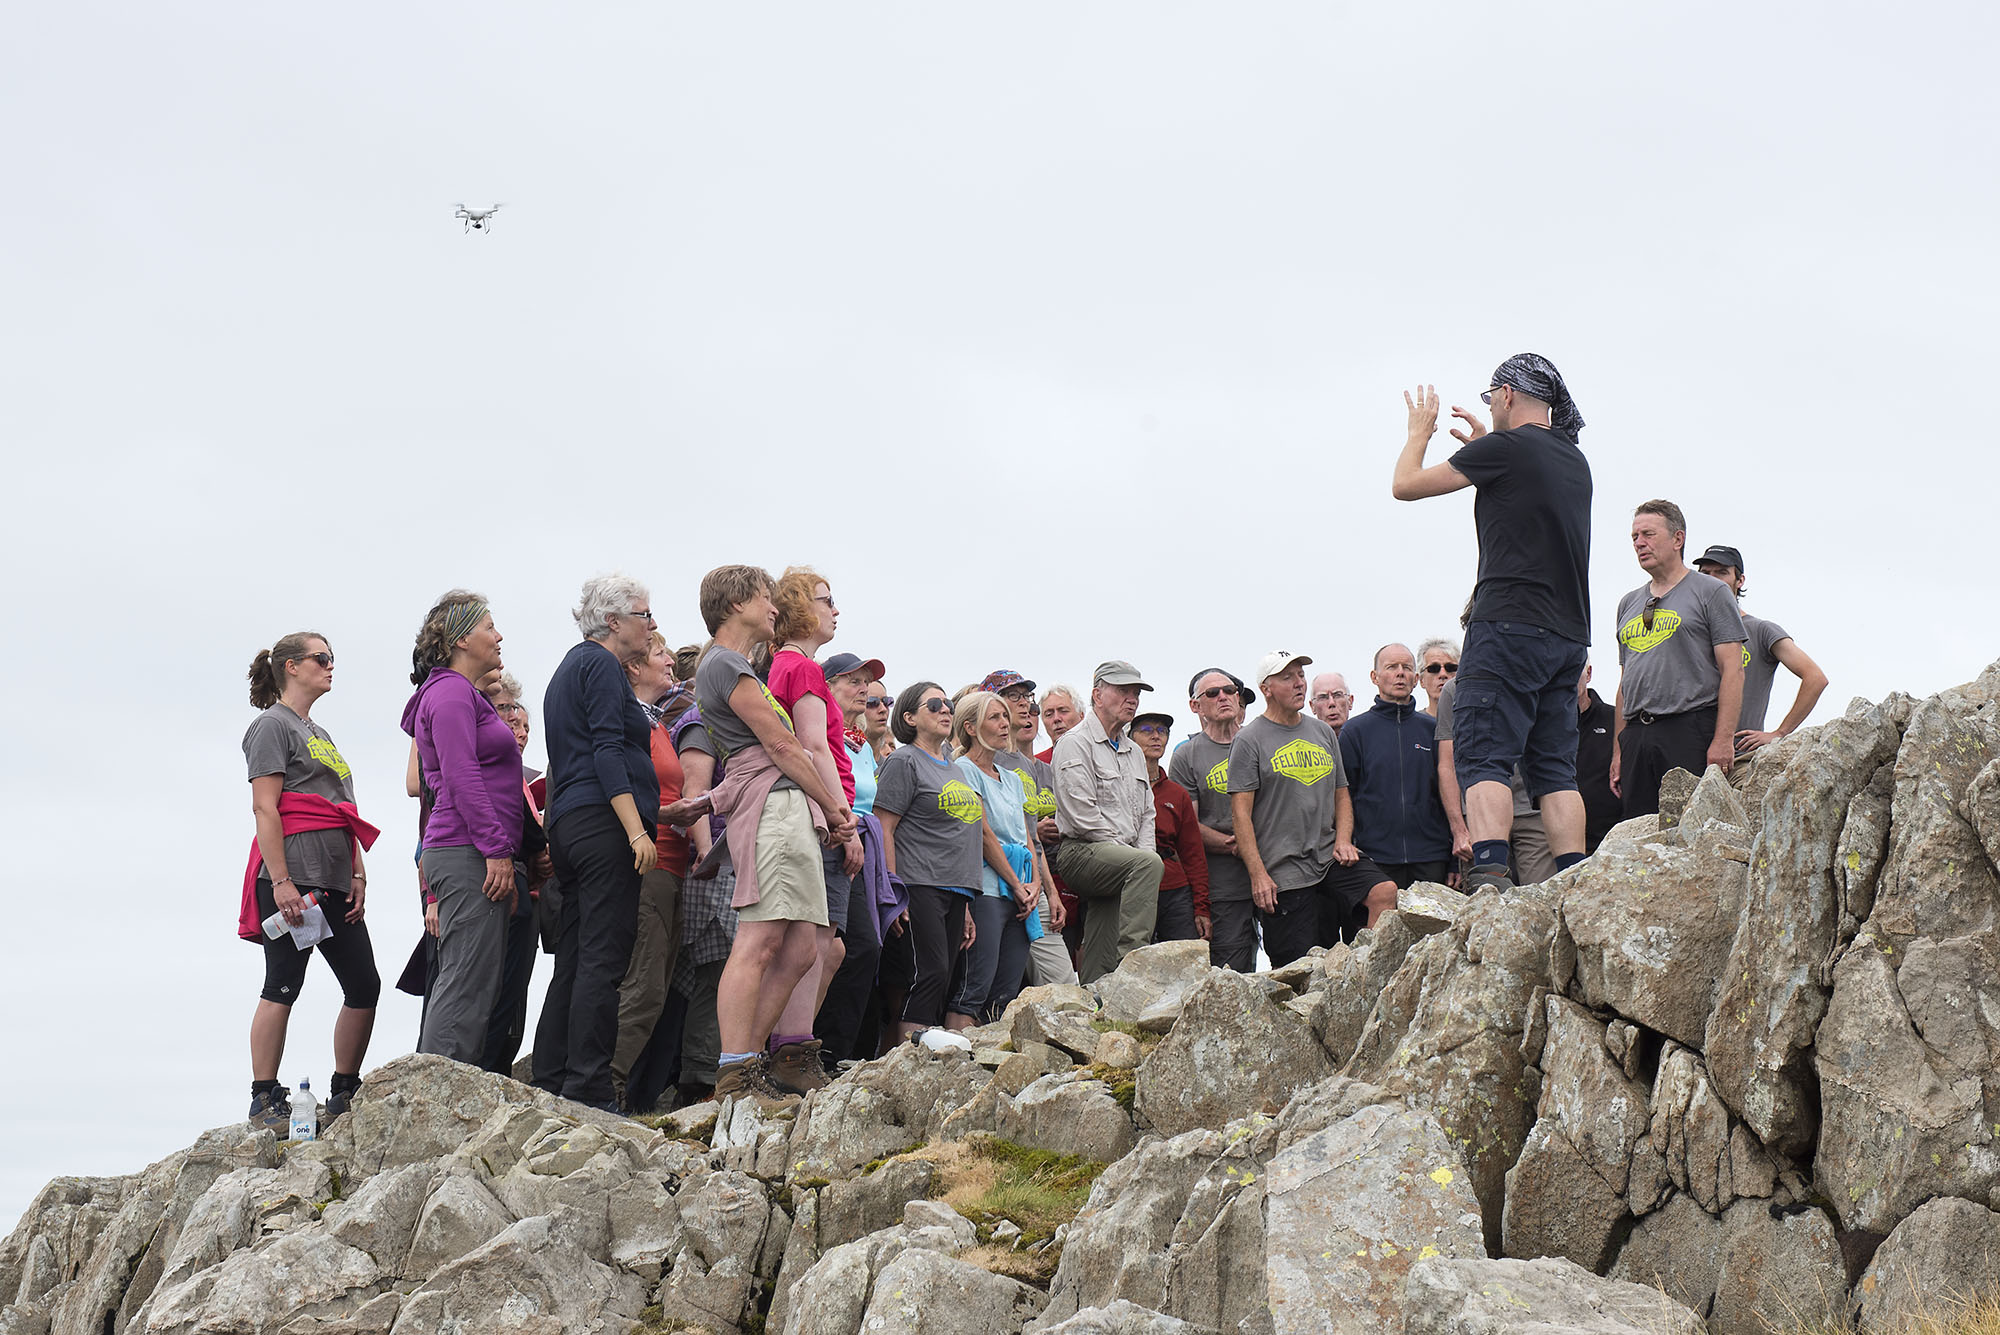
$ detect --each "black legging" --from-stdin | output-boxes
[900,883,969,1027]
[256,879,381,1008]
[532,805,641,1107]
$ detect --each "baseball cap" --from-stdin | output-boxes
[1253,650,1314,684]
[979,668,1037,695]
[820,652,886,682]
[1093,660,1153,691]
[1187,666,1257,707]
[1694,545,1745,573]
[1131,712,1175,732]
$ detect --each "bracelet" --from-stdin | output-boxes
[272,875,295,889]
[629,832,648,846]
[351,872,367,883]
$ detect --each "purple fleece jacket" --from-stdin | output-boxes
[401,668,523,860]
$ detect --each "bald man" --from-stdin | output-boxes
[1309,672,1354,735]
[1338,643,1454,903]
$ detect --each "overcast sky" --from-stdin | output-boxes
[3,3,1993,1230]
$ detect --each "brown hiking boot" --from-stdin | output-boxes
[767,1040,830,1095]
[713,1055,800,1112]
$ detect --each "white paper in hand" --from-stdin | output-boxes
[288,902,333,950]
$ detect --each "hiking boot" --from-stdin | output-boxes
[323,1075,361,1123]
[713,1056,800,1113]
[1464,863,1516,895]
[767,1040,830,1095]
[248,1084,293,1133]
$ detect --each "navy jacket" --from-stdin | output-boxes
[1338,696,1452,864]
[542,639,660,832]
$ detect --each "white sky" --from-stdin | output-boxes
[4,3,1995,1230]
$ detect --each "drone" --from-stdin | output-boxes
[454,203,504,233]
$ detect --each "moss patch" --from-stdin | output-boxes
[1076,1064,1137,1108]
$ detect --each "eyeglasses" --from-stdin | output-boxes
[619,609,656,624]
[495,701,527,716]
[1311,691,1351,703]
[865,696,893,708]
[1421,662,1459,676]
[1132,723,1169,735]
[1480,384,1508,406]
[813,595,837,611]
[1196,686,1238,701]
[920,698,952,714]
[297,652,335,669]
[1642,595,1664,632]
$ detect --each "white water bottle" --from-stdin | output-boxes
[263,892,320,941]
[290,1079,318,1142]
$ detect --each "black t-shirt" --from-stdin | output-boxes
[1450,425,1593,644]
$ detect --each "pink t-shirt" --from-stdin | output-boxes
[768,651,856,805]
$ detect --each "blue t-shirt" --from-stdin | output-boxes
[956,758,1027,899]
[848,740,879,817]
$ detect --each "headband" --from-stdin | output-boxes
[1491,352,1585,440]
[441,600,489,654]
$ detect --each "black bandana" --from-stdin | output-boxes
[1491,353,1584,440]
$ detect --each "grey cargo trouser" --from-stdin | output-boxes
[1053,838,1163,983]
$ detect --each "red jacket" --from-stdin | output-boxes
[1152,771,1210,920]
[240,792,380,940]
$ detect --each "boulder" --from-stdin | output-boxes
[1607,1191,1728,1318]
[1093,1031,1142,1070]
[779,1201,979,1335]
[1028,1299,1204,1333]
[1708,1201,1848,1335]
[1704,696,1906,1157]
[994,1042,1074,1096]
[1394,883,1470,934]
[1403,1255,1706,1334]
[1012,1003,1109,1062]
[997,1075,1136,1165]
[789,1043,993,1181]
[386,1209,645,1334]
[402,1170,515,1278]
[1263,1102,1486,1335]
[652,1167,784,1331]
[1855,1197,2000,1334]
[1314,915,1424,1068]
[322,1162,436,1274]
[1091,939,1215,1033]
[818,1157,939,1249]
[144,1227,386,1335]
[1134,969,1332,1137]
[856,1247,1048,1333]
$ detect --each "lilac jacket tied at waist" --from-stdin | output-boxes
[401,667,523,860]
[705,741,826,910]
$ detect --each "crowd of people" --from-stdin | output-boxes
[235,352,1829,1127]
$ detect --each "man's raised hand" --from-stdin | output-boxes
[1449,405,1490,444]
[1404,385,1440,441]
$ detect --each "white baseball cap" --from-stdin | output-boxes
[1253,650,1314,684]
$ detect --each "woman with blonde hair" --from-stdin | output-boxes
[946,691,1045,1024]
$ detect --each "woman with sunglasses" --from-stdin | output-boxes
[876,681,987,1038]
[532,574,661,1112]
[241,632,380,1131]
[1416,637,1460,718]
[402,591,522,1067]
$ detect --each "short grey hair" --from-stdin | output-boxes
[1417,636,1461,665]
[1041,684,1083,713]
[485,671,527,718]
[573,573,649,641]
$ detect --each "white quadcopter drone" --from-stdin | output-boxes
[454,203,504,233]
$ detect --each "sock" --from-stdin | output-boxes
[251,1079,281,1094]
[719,1051,759,1068]
[768,1032,814,1053]
[1473,840,1511,870]
[1554,852,1586,872]
[330,1072,361,1094]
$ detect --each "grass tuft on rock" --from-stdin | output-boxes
[1775,1290,2000,1335]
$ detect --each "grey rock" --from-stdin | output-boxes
[403,1171,515,1279]
[1395,883,1471,934]
[386,1210,645,1335]
[789,1043,992,1181]
[1501,997,1657,1270]
[1403,1255,1706,1334]
[1271,1075,1400,1148]
[1092,939,1215,1034]
[1553,801,1748,1048]
[1835,761,1896,935]
[779,1201,979,1335]
[1315,915,1424,1068]
[1135,969,1333,1137]
[1708,1200,1848,1335]
[283,1289,404,1333]
[1263,1102,1485,1334]
[0,1301,50,1335]
[144,1228,385,1335]
[995,1042,1074,1096]
[1012,1002,1110,1062]
[997,1075,1136,1165]
[857,1248,1048,1333]
[1607,1191,1728,1317]
[819,1157,938,1250]
[604,1171,681,1280]
[1704,696,1904,1157]
[1029,1298,1203,1333]
[1856,1197,2000,1334]
[767,1188,819,1335]
[1093,1031,1143,1070]
[1655,767,1701,826]
[323,1162,435,1273]
[1649,1044,1735,1216]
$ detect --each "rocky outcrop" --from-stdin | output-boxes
[1403,1255,1705,1334]
[1133,968,1332,1137]
[1855,1197,2000,1334]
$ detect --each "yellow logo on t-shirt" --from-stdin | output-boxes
[762,686,795,731]
[1204,760,1229,794]
[1742,644,1753,669]
[307,734,352,781]
[1270,739,1335,787]
[938,779,985,824]
[1021,777,1056,819]
[1618,609,1682,653]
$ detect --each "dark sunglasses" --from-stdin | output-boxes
[920,698,952,714]
[297,652,335,669]
[1421,662,1459,675]
[1642,595,1664,632]
[865,696,894,708]
[1196,686,1238,700]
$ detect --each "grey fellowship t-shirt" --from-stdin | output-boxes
[1168,731,1251,902]
[1737,614,1793,736]
[693,647,797,791]
[1435,679,1532,818]
[1227,714,1347,892]
[997,751,1057,824]
[875,745,985,890]
[1614,572,1748,717]
[243,703,357,892]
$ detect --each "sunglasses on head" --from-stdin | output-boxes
[1421,662,1459,675]
[1642,595,1664,632]
[865,695,894,708]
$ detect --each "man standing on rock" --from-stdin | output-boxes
[1339,643,1454,906]
[1052,661,1164,982]
[1392,355,1594,893]
[1309,671,1355,735]
[1690,544,1829,784]
[1170,668,1261,972]
[1230,651,1386,965]
[1612,501,1747,818]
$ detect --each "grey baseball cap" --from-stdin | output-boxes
[1092,660,1152,691]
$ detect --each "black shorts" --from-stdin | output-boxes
[255,879,381,1009]
[1453,620,1588,799]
